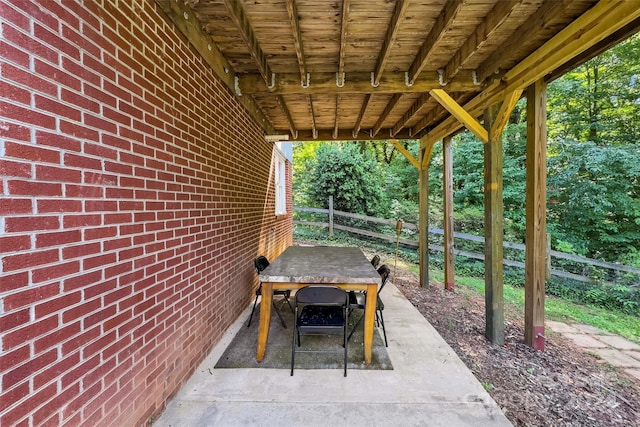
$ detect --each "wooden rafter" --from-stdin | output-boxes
[391,92,430,137]
[372,93,402,137]
[406,0,464,86]
[353,93,372,138]
[442,0,522,84]
[333,96,340,139]
[429,89,488,143]
[222,0,272,84]
[338,0,351,79]
[237,71,480,95]
[490,89,524,138]
[285,0,308,86]
[476,0,573,83]
[373,0,411,87]
[276,95,297,139]
[154,0,274,133]
[422,1,640,149]
[306,95,317,138]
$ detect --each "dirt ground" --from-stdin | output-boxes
[392,266,640,427]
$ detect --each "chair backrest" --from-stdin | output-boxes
[377,264,391,292]
[254,256,270,274]
[295,286,347,306]
[370,255,381,268]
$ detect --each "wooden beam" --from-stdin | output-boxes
[442,0,521,83]
[430,89,488,143]
[490,89,524,138]
[237,71,481,95]
[407,0,464,86]
[276,95,297,139]
[421,1,640,148]
[418,146,430,287]
[477,0,574,83]
[222,0,272,84]
[390,139,420,169]
[286,128,414,142]
[333,95,340,139]
[285,0,308,86]
[154,0,274,134]
[373,0,411,87]
[525,79,547,351]
[338,0,351,78]
[353,94,372,138]
[546,17,640,82]
[306,95,317,138]
[443,135,455,292]
[391,92,430,137]
[483,104,504,345]
[372,93,402,137]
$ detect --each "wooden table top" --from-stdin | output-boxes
[259,246,381,285]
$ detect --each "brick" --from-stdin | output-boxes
[64,184,104,198]
[83,331,116,358]
[0,235,31,252]
[84,112,118,134]
[61,88,100,113]
[35,292,82,318]
[62,270,102,292]
[0,79,30,104]
[0,121,31,142]
[0,382,30,418]
[8,180,63,197]
[5,142,61,164]
[0,309,30,334]
[5,215,60,232]
[32,260,80,283]
[3,316,58,351]
[35,94,82,121]
[2,249,59,272]
[34,21,80,60]
[0,160,31,178]
[1,383,57,427]
[0,271,29,293]
[34,322,81,355]
[62,242,101,260]
[37,198,83,213]
[3,282,59,311]
[84,227,117,242]
[59,120,99,142]
[0,1,29,30]
[36,130,82,152]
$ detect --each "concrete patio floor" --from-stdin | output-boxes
[154,281,512,427]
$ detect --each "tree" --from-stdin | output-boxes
[305,143,387,216]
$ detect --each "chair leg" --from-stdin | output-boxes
[347,311,364,342]
[246,294,259,327]
[291,322,296,376]
[284,295,294,313]
[343,318,348,377]
[272,300,287,328]
[378,308,388,347]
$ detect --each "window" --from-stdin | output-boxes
[275,151,287,215]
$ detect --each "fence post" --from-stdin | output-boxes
[328,196,334,237]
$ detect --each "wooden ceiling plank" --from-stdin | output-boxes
[154,0,274,133]
[238,71,480,95]
[476,0,574,83]
[288,128,414,142]
[391,92,430,137]
[338,0,351,78]
[429,89,488,143]
[390,139,420,169]
[353,93,373,138]
[442,0,522,84]
[277,95,298,139]
[285,0,308,86]
[222,0,272,84]
[372,93,403,137]
[373,0,412,87]
[407,0,465,86]
[423,1,640,148]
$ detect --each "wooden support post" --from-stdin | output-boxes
[443,136,455,292]
[525,79,547,351]
[328,195,334,237]
[418,147,430,287]
[483,105,504,345]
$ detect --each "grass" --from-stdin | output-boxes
[294,227,640,344]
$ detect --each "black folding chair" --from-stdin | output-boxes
[247,256,293,328]
[347,264,390,347]
[291,286,349,377]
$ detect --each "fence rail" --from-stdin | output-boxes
[294,205,640,285]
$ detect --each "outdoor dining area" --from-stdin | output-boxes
[153,245,513,426]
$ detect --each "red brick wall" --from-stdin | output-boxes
[0,0,292,425]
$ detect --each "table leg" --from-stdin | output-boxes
[363,283,377,364]
[256,282,273,362]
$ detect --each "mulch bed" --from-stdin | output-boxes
[393,268,640,427]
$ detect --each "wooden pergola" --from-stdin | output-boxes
[157,0,640,350]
